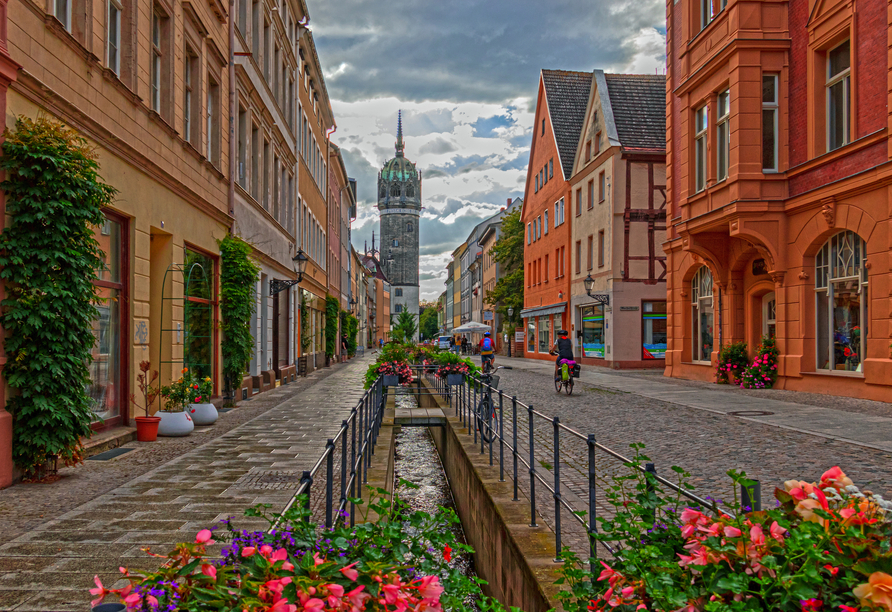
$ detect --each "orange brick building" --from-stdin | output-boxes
[520,70,591,360]
[664,0,892,400]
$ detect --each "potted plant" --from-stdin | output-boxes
[158,368,195,437]
[435,352,476,385]
[188,375,217,426]
[375,360,412,387]
[130,361,161,442]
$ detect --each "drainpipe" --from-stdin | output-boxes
[227,0,236,230]
[717,285,723,354]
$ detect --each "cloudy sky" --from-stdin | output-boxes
[311,0,667,302]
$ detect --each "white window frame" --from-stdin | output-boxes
[151,12,162,112]
[716,89,730,182]
[694,105,708,193]
[544,210,549,235]
[762,74,779,172]
[55,0,72,32]
[107,0,121,74]
[826,40,851,152]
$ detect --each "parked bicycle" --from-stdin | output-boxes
[475,365,511,443]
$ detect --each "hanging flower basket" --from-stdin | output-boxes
[446,373,465,386]
[382,375,400,387]
[375,360,412,386]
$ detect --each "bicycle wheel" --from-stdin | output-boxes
[565,378,574,395]
[554,378,561,393]
[477,395,496,443]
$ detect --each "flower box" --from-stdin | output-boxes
[382,374,400,386]
[446,373,465,386]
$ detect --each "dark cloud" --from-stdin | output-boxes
[312,0,664,104]
[419,137,458,155]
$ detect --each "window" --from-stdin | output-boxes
[527,223,531,245]
[262,138,270,209]
[542,166,547,185]
[151,11,163,112]
[762,74,778,171]
[549,159,553,179]
[815,230,867,372]
[716,89,730,181]
[582,305,604,358]
[588,179,594,209]
[598,231,605,267]
[263,19,271,80]
[544,254,549,282]
[528,320,536,352]
[642,301,667,359]
[560,246,565,277]
[407,222,413,232]
[55,0,71,31]
[394,304,402,313]
[107,0,121,74]
[536,217,541,240]
[594,132,601,155]
[691,266,714,362]
[586,235,593,270]
[585,141,591,162]
[700,0,723,29]
[827,40,851,152]
[395,288,403,297]
[538,316,551,353]
[393,239,399,247]
[575,240,582,274]
[237,0,247,36]
[541,119,545,136]
[598,172,606,203]
[535,174,539,193]
[237,106,247,187]
[252,0,261,59]
[576,188,582,216]
[183,248,216,381]
[184,48,199,144]
[544,210,549,234]
[694,105,708,192]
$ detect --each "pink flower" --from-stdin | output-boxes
[340,562,359,581]
[195,529,214,544]
[241,546,256,557]
[800,599,822,611]
[90,576,109,606]
[327,584,345,598]
[750,524,765,546]
[201,563,217,579]
[723,525,742,538]
[313,552,325,567]
[260,544,273,557]
[303,598,326,612]
[123,592,142,608]
[769,521,787,541]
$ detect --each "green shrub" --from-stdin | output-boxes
[0,116,114,478]
[324,296,339,358]
[716,341,748,384]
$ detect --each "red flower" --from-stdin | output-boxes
[443,545,452,562]
[824,564,839,576]
[844,347,853,357]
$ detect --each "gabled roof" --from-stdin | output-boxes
[603,74,666,152]
[542,70,593,179]
[362,254,389,282]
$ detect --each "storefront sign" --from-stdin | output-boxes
[483,311,493,321]
[620,306,639,311]
[515,331,524,343]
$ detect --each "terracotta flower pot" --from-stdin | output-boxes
[134,416,161,442]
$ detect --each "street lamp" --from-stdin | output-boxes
[584,274,610,306]
[349,297,357,314]
[507,307,514,358]
[270,248,310,295]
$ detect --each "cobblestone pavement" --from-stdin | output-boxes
[443,359,892,559]
[0,356,374,612]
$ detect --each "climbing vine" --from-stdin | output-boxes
[300,291,311,352]
[345,314,358,356]
[324,295,340,358]
[0,116,114,478]
[218,234,260,399]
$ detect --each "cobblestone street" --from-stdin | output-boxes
[0,356,372,612]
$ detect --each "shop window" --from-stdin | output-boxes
[184,248,216,381]
[815,230,867,372]
[582,305,604,358]
[827,40,851,152]
[89,214,126,424]
[642,301,667,359]
[691,266,714,362]
[716,89,730,181]
[762,75,778,171]
[527,320,536,352]
[538,316,551,353]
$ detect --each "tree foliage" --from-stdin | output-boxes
[219,234,260,397]
[419,306,439,340]
[0,116,115,477]
[345,314,358,356]
[484,208,524,329]
[300,291,311,352]
[393,309,417,343]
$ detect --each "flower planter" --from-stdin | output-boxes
[382,375,400,387]
[189,403,218,426]
[92,604,126,612]
[157,410,194,437]
[134,416,161,442]
[446,374,465,386]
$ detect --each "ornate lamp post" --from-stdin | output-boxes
[583,274,610,306]
[270,248,309,295]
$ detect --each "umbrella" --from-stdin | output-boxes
[453,321,492,333]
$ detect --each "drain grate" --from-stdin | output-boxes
[87,447,135,461]
[728,410,775,417]
[234,470,299,490]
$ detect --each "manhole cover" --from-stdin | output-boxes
[728,410,775,417]
[234,470,299,490]
[87,447,135,461]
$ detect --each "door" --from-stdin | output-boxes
[762,292,776,339]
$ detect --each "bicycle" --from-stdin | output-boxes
[552,357,576,395]
[481,355,495,375]
[475,365,511,443]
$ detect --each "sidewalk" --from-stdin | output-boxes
[0,356,372,612]
[498,357,892,453]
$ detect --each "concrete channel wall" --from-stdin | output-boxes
[417,381,563,612]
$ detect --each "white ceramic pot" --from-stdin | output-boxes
[157,409,194,437]
[189,403,218,426]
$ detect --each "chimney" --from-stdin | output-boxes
[507,198,512,207]
[500,207,505,212]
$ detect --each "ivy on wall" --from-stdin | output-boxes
[300,291,311,352]
[345,314,358,356]
[219,234,260,398]
[0,116,115,478]
[324,295,340,358]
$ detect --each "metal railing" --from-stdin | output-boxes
[270,376,387,533]
[413,367,750,573]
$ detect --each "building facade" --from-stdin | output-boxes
[664,0,892,400]
[377,113,421,340]
[569,72,667,369]
[521,70,591,361]
[479,198,522,351]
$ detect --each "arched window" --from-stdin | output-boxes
[815,230,867,371]
[407,222,413,232]
[390,184,401,197]
[406,184,415,198]
[379,185,386,199]
[691,266,714,362]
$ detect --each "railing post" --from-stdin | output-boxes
[364,393,371,481]
[587,434,598,568]
[473,380,478,445]
[340,420,348,520]
[512,396,519,501]
[552,416,562,562]
[498,390,504,481]
[350,408,357,527]
[300,470,313,522]
[325,439,335,529]
[528,404,537,527]
[741,479,761,512]
[357,397,364,497]
[644,462,657,526]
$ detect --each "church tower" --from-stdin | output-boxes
[378,111,421,340]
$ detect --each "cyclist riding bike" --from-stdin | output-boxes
[549,329,575,381]
[479,331,495,373]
